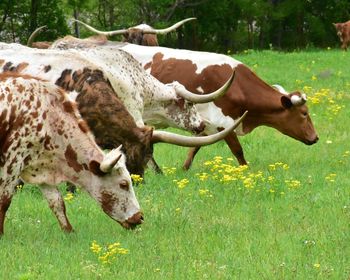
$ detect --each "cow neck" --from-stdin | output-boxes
[235,65,285,114]
[216,64,286,134]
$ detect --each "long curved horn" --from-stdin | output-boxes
[72,19,129,36]
[142,18,197,35]
[100,145,123,173]
[27,25,47,47]
[152,111,248,146]
[175,71,235,103]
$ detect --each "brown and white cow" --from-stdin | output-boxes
[333,20,350,50]
[0,73,143,235]
[0,43,240,176]
[119,44,319,168]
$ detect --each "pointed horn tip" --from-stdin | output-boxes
[100,147,123,173]
[236,110,248,125]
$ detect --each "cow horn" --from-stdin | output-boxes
[290,94,307,106]
[27,25,47,47]
[142,18,197,35]
[152,111,248,146]
[72,19,129,36]
[174,71,235,103]
[100,145,123,173]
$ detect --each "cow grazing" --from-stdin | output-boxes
[119,44,319,168]
[0,73,143,235]
[333,20,350,50]
[73,17,196,46]
[0,44,240,177]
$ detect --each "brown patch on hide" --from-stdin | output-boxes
[64,144,83,172]
[78,120,90,134]
[101,191,119,216]
[44,65,51,73]
[88,160,105,177]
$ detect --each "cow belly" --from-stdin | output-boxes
[196,103,244,135]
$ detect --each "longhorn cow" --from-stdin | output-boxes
[47,35,318,168]
[120,44,319,168]
[28,18,196,48]
[0,43,241,176]
[0,72,143,234]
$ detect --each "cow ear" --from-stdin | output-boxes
[281,95,293,109]
[135,126,153,145]
[89,160,106,176]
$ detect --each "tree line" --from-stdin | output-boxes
[1,0,349,52]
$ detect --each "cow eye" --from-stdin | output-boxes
[120,180,129,191]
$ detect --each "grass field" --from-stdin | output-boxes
[0,48,349,280]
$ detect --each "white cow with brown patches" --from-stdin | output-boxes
[0,43,239,176]
[0,73,143,235]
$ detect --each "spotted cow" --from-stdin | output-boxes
[0,73,143,235]
[333,20,350,50]
[45,37,318,167]
[0,43,239,176]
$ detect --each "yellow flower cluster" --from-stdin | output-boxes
[200,157,302,195]
[285,179,301,189]
[173,178,189,189]
[162,166,177,175]
[90,240,129,265]
[300,86,344,118]
[64,192,74,202]
[131,174,143,184]
[269,162,289,171]
[198,189,213,198]
[325,173,336,183]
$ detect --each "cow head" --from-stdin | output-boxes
[333,22,345,40]
[88,146,143,229]
[277,91,318,145]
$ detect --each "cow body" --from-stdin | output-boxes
[0,44,210,176]
[0,73,142,234]
[0,45,156,176]
[120,44,319,167]
[333,21,350,50]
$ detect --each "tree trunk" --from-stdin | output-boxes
[0,0,12,34]
[74,8,80,38]
[29,0,40,32]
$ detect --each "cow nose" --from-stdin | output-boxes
[305,135,319,145]
[127,212,144,225]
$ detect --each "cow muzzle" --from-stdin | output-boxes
[304,135,319,145]
[119,212,144,230]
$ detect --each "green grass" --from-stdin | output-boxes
[1,48,350,280]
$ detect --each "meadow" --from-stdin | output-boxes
[0,49,349,280]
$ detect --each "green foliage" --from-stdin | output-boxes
[0,49,349,279]
[1,0,349,51]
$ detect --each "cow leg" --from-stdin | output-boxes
[183,146,201,170]
[224,133,248,165]
[0,193,13,236]
[40,186,73,232]
[147,156,163,174]
[0,177,18,235]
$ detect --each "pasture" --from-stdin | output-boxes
[0,49,349,279]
